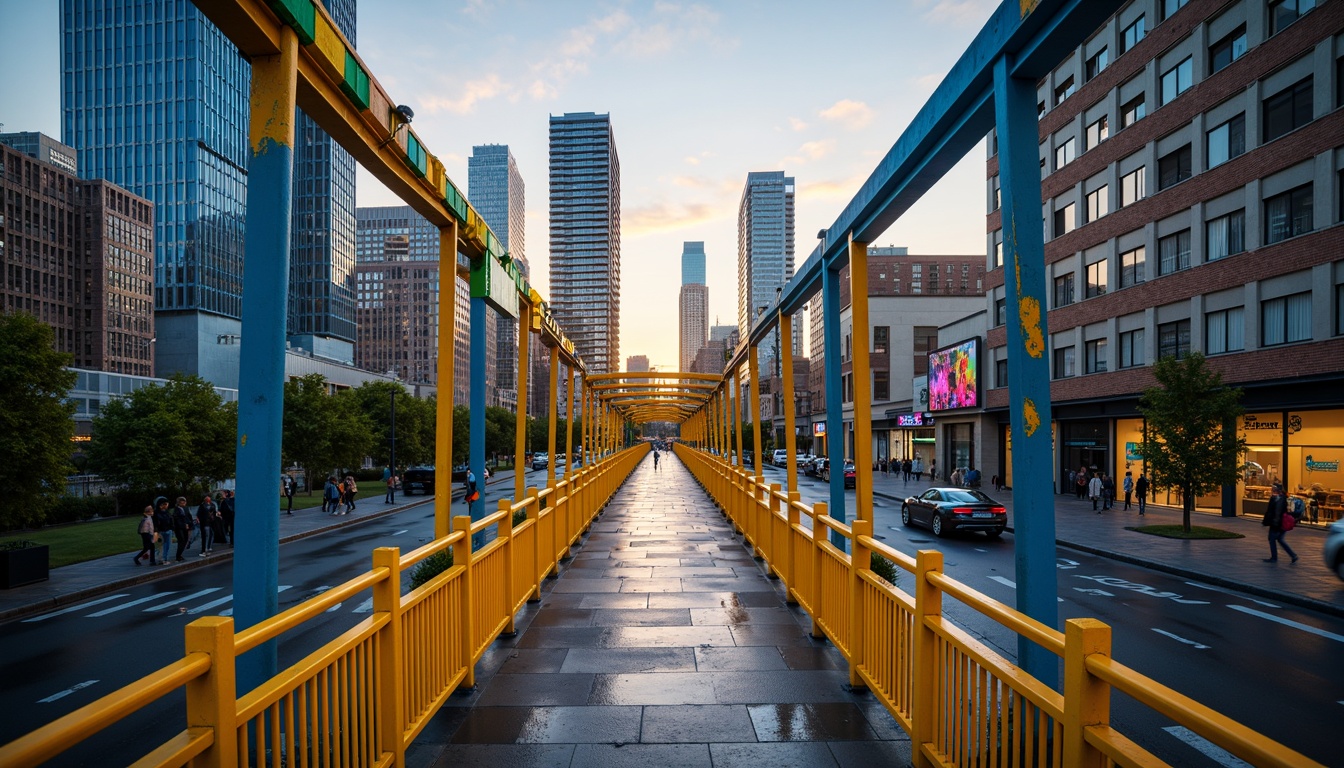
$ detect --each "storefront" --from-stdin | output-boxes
[1060,420,1109,494]
[887,412,935,465]
[1239,409,1344,527]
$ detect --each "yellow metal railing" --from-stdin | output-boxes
[0,445,648,768]
[674,443,1321,768]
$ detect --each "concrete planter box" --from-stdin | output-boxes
[1,544,50,589]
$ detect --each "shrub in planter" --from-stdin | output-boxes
[870,552,900,587]
[408,549,454,591]
[1,540,50,588]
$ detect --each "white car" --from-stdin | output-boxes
[771,449,788,466]
[530,453,548,470]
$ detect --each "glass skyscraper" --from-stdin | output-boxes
[679,242,708,373]
[469,144,526,410]
[549,112,621,375]
[681,241,706,285]
[738,171,800,375]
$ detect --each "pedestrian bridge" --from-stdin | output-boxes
[0,442,1314,767]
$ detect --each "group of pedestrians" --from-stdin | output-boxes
[1067,467,1150,515]
[134,491,234,566]
[323,475,359,515]
[882,457,929,483]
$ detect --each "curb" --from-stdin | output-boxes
[871,489,1344,621]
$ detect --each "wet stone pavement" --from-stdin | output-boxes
[412,452,911,768]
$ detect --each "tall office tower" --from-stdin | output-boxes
[626,355,650,372]
[288,0,357,364]
[679,242,709,372]
[549,112,621,374]
[737,171,800,377]
[469,144,526,411]
[61,0,250,387]
[354,205,472,404]
[1,133,155,376]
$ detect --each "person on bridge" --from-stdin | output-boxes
[653,450,660,470]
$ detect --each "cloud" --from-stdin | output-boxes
[819,99,874,130]
[916,0,998,26]
[799,139,835,160]
[419,73,508,115]
[798,176,865,201]
[624,201,725,235]
[788,117,808,131]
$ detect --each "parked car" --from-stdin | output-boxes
[901,487,1007,539]
[1325,519,1344,581]
[772,449,788,466]
[531,453,549,470]
[821,460,856,488]
[401,466,435,495]
[808,457,827,478]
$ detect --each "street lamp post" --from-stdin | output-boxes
[388,390,397,504]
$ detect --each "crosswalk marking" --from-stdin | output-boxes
[216,586,292,617]
[352,597,374,613]
[38,680,99,703]
[23,595,128,623]
[143,589,222,612]
[87,593,178,617]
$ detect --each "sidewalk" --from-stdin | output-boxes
[0,469,525,624]
[862,468,1343,618]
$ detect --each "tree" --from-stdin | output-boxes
[0,313,77,529]
[352,382,435,469]
[327,389,375,473]
[89,374,236,496]
[282,375,334,492]
[1137,352,1247,532]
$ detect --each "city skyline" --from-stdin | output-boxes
[2,1,992,374]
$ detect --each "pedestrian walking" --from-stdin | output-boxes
[171,497,193,561]
[1075,469,1088,500]
[220,490,236,544]
[929,459,937,482]
[902,458,912,483]
[324,476,340,515]
[284,474,295,514]
[1101,472,1115,510]
[384,466,396,504]
[912,458,924,482]
[653,450,661,470]
[1088,473,1103,512]
[133,506,158,566]
[1122,471,1134,510]
[152,496,173,564]
[196,495,218,555]
[1135,473,1149,515]
[465,469,479,504]
[343,475,358,513]
[1261,483,1298,563]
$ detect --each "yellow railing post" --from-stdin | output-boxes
[1063,618,1112,768]
[526,486,541,601]
[767,483,781,576]
[434,224,458,538]
[453,515,476,689]
[849,518,872,690]
[514,302,530,503]
[371,546,405,767]
[848,237,873,523]
[499,498,516,633]
[785,491,801,601]
[810,502,827,638]
[183,616,237,768]
[911,549,945,768]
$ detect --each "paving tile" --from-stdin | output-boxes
[569,743,712,768]
[680,577,777,592]
[550,579,625,593]
[708,741,840,768]
[747,703,878,741]
[826,739,914,765]
[426,742,577,767]
[603,625,736,648]
[476,673,595,706]
[857,701,908,741]
[693,646,788,672]
[497,648,570,674]
[561,647,697,673]
[600,567,656,579]
[525,608,595,627]
[589,672,718,705]
[710,670,856,704]
[618,577,685,593]
[639,704,757,743]
[778,646,844,671]
[689,606,802,625]
[590,608,691,626]
[728,624,818,647]
[516,705,644,743]
[514,626,608,649]
[575,594,651,609]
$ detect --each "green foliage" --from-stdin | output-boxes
[512,506,528,527]
[408,549,454,591]
[1137,352,1246,532]
[352,383,435,468]
[88,374,234,497]
[0,312,77,529]
[283,375,375,489]
[870,552,900,586]
[1,540,42,551]
[485,406,514,458]
[48,495,118,525]
[452,405,470,465]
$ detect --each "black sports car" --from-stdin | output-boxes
[901,487,1007,538]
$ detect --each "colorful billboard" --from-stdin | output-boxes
[928,338,978,411]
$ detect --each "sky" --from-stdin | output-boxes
[0,0,995,371]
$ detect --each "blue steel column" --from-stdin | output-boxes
[234,25,298,693]
[994,54,1059,686]
[821,260,847,548]
[469,294,487,547]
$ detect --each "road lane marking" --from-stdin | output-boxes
[87,592,178,617]
[1073,588,1115,597]
[353,597,374,613]
[392,529,408,535]
[988,576,1063,601]
[38,680,98,703]
[1226,605,1344,643]
[23,595,128,622]
[1152,628,1210,649]
[143,589,222,612]
[200,586,292,616]
[1163,726,1251,767]
[1182,581,1279,608]
[1072,575,1210,604]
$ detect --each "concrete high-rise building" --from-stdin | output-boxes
[469,144,526,412]
[626,355,650,372]
[679,242,709,373]
[288,0,357,365]
[60,0,357,386]
[2,134,155,376]
[738,171,801,376]
[549,112,620,374]
[61,0,250,386]
[354,206,471,405]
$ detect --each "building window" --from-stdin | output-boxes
[1209,26,1247,74]
[1053,346,1076,379]
[1158,230,1191,275]
[1206,114,1246,168]
[990,174,1000,211]
[1120,94,1147,127]
[1086,48,1109,81]
[873,326,889,354]
[1120,167,1146,206]
[1055,137,1076,170]
[1085,339,1108,373]
[1337,284,1344,336]
[1119,329,1145,368]
[994,230,1003,268]
[995,358,1009,388]
[1158,145,1192,190]
[995,297,1007,327]
[1122,15,1147,53]
[1085,185,1109,223]
[1262,292,1312,345]
[1054,203,1075,238]
[1262,77,1313,142]
[1085,260,1108,298]
[1054,273,1076,308]
[1338,56,1344,109]
[1120,246,1146,289]
[1264,184,1313,244]
[1160,57,1193,106]
[1161,0,1189,21]
[1055,76,1076,106]
[874,370,890,401]
[1205,307,1245,354]
[1206,210,1245,261]
[1269,0,1316,35]
[1158,320,1191,360]
[1085,116,1109,150]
